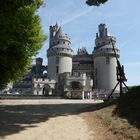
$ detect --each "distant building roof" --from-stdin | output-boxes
[77,47,89,55]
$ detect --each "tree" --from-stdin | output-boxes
[0,0,46,89]
[86,0,108,6]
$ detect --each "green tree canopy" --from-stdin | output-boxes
[86,0,108,6]
[0,0,46,89]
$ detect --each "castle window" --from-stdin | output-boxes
[95,68,98,87]
[106,56,110,64]
[56,57,59,64]
[56,66,59,74]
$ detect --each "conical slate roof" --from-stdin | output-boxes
[55,27,66,37]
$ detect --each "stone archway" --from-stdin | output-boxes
[42,84,51,96]
[70,81,84,98]
[70,81,83,90]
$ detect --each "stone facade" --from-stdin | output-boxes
[33,78,56,95]
[72,47,93,78]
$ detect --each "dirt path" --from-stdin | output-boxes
[2,115,91,140]
[0,99,116,140]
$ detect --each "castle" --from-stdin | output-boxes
[12,23,120,99]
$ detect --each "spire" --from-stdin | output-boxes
[55,27,66,37]
[77,47,88,55]
[55,22,58,29]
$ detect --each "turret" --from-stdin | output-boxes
[98,24,108,38]
[49,23,59,47]
[95,24,117,49]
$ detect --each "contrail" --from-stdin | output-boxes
[62,7,93,25]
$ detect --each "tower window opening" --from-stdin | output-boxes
[106,56,110,64]
[63,41,65,44]
[56,57,59,64]
[56,66,59,73]
[95,68,98,87]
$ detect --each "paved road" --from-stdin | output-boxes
[0,99,102,140]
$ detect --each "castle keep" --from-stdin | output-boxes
[12,23,120,98]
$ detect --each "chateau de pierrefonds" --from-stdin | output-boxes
[11,23,120,99]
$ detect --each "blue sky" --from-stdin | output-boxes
[37,0,140,86]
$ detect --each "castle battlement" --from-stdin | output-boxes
[47,46,73,57]
[33,78,56,83]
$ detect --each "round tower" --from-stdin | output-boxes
[93,24,120,91]
[47,24,73,80]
